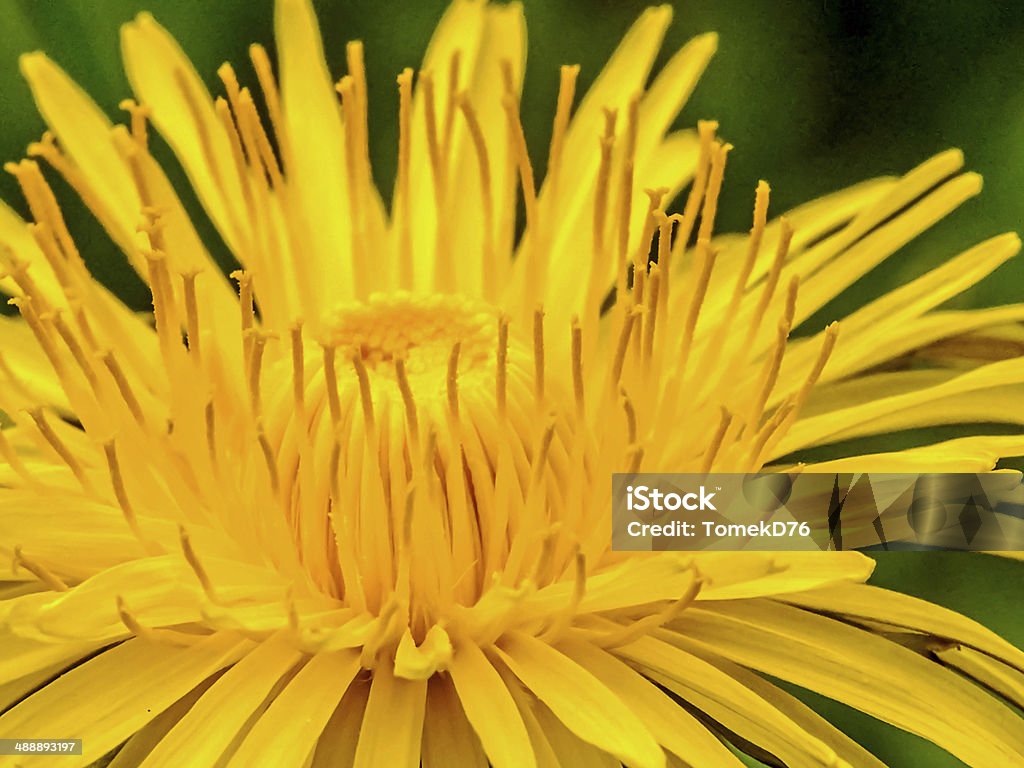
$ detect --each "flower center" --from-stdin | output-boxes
[323,292,501,403]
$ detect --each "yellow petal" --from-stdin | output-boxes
[352,661,427,768]
[559,637,743,767]
[274,0,352,309]
[448,640,536,768]
[694,551,874,600]
[682,645,886,768]
[121,13,246,255]
[780,583,1024,673]
[778,357,1024,455]
[934,644,1024,710]
[793,233,1020,382]
[107,679,213,768]
[227,648,360,768]
[496,631,665,768]
[675,600,1024,766]
[310,677,369,768]
[803,435,1024,473]
[619,634,838,768]
[445,1,526,296]
[140,632,302,767]
[0,633,249,767]
[20,53,140,252]
[421,675,488,768]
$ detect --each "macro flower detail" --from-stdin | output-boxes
[1,0,1024,766]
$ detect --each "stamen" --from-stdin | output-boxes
[394,357,420,443]
[747,401,795,469]
[321,344,342,427]
[256,429,280,495]
[496,315,509,417]
[103,440,147,544]
[13,546,68,592]
[750,218,795,328]
[28,223,75,299]
[610,306,641,388]
[747,320,790,430]
[119,99,151,149]
[249,44,286,164]
[614,95,641,294]
[352,351,375,429]
[336,76,369,297]
[533,307,545,402]
[634,188,669,277]
[421,73,446,206]
[27,408,91,491]
[592,110,617,268]
[620,387,637,444]
[592,576,701,649]
[642,263,661,365]
[626,444,644,474]
[101,351,146,426]
[546,65,580,193]
[701,407,733,473]
[181,270,202,362]
[540,550,585,642]
[442,51,462,157]
[205,400,218,470]
[696,141,731,243]
[0,428,35,485]
[458,94,496,299]
[502,87,538,234]
[346,42,370,157]
[794,322,840,408]
[530,421,557,492]
[247,330,269,419]
[290,323,305,416]
[231,269,256,368]
[447,342,461,420]
[676,241,717,375]
[215,96,255,211]
[571,316,584,418]
[179,525,217,601]
[50,312,98,389]
[10,298,65,386]
[117,595,184,644]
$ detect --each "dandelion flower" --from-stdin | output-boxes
[2,1,1024,766]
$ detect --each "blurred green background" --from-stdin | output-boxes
[2,1,1023,765]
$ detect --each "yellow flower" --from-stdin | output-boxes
[1,1,1023,766]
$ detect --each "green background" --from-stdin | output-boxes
[2,1,1023,764]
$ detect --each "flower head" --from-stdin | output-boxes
[1,1,1023,766]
